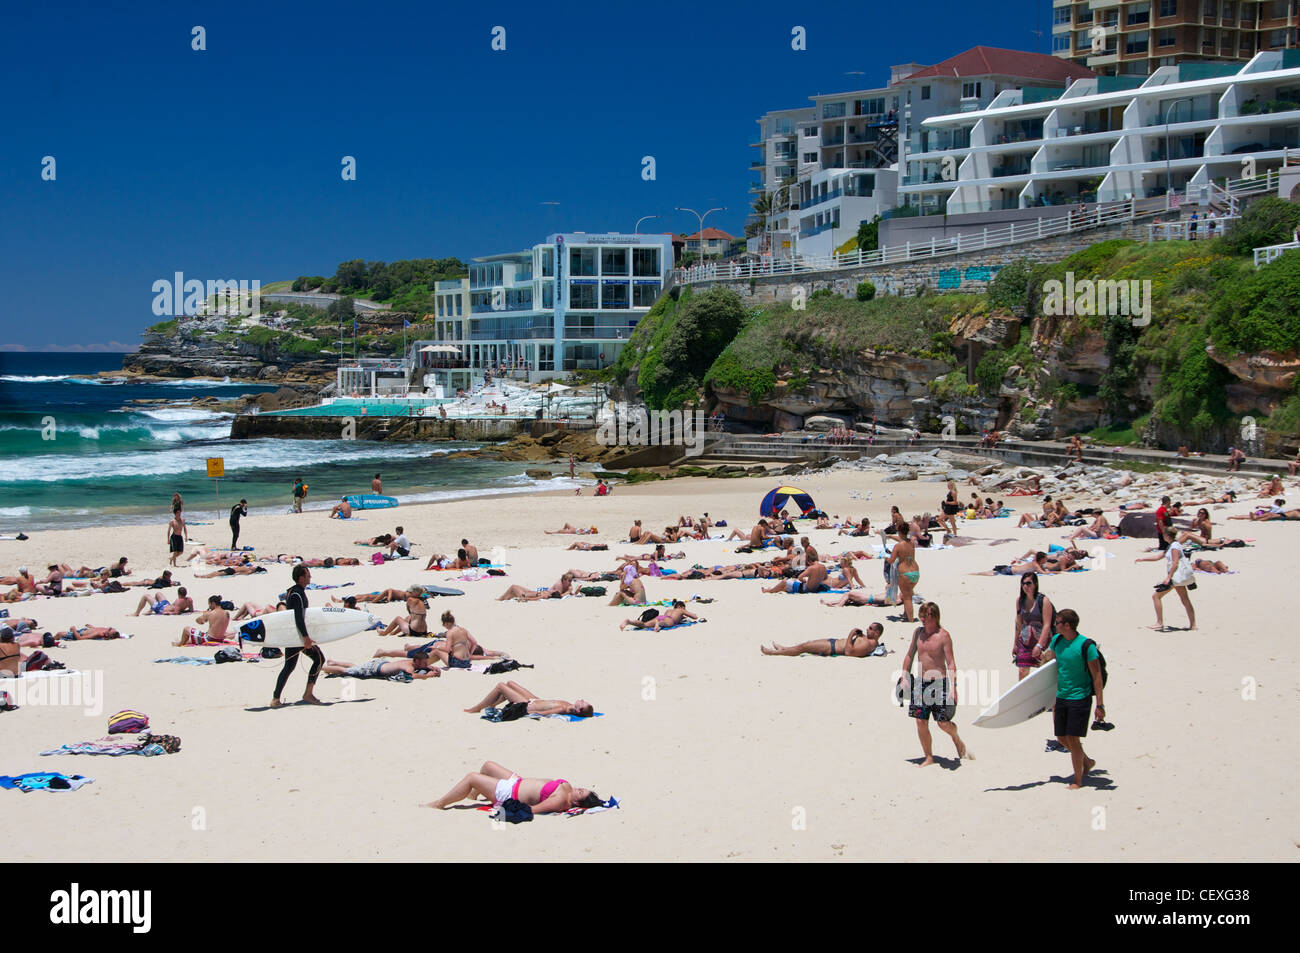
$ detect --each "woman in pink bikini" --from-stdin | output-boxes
[425,760,602,813]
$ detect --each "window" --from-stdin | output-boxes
[540,247,554,277]
[1159,27,1176,45]
[1126,30,1150,53]
[570,248,597,276]
[1160,0,1177,14]
[600,282,629,309]
[1271,0,1289,18]
[1128,2,1150,24]
[822,102,846,118]
[1203,0,1217,15]
[1271,28,1288,46]
[1077,5,1093,23]
[600,247,628,276]
[921,85,931,100]
[1054,34,1071,52]
[633,282,660,307]
[542,282,554,309]
[569,283,597,308]
[803,152,817,163]
[632,247,659,277]
[962,82,982,99]
[1054,6,1071,24]
[1223,1,1235,18]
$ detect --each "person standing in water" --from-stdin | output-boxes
[271,565,324,708]
[292,477,307,514]
[229,499,248,551]
[372,473,383,493]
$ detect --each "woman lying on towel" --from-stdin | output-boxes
[761,622,883,658]
[425,760,603,813]
[463,680,594,718]
[618,600,698,631]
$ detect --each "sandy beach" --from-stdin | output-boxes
[3,467,1296,862]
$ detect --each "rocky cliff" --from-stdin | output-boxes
[122,326,338,384]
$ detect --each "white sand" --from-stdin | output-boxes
[2,469,1296,861]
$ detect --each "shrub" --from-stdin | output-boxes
[1220,196,1300,256]
[856,281,876,301]
[986,259,1035,311]
[1207,248,1300,354]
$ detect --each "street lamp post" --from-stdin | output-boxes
[634,214,659,234]
[675,206,726,268]
[1164,97,1194,209]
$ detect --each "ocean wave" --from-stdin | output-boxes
[0,438,463,484]
[0,374,74,383]
[0,506,32,517]
[136,407,232,422]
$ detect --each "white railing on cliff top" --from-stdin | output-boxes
[675,197,1165,285]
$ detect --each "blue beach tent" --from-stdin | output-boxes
[759,485,817,518]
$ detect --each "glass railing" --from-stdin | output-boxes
[1147,107,1218,125]
[803,187,843,208]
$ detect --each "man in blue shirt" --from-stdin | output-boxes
[1041,608,1105,789]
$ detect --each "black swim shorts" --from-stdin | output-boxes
[909,678,955,722]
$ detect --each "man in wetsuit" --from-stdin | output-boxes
[271,565,324,708]
[229,499,248,550]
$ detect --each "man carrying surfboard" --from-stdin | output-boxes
[1039,608,1105,790]
[271,565,325,708]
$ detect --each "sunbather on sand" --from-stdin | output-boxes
[1187,491,1237,506]
[609,570,647,607]
[1257,476,1285,498]
[820,589,897,607]
[323,653,439,679]
[355,534,393,547]
[174,597,231,645]
[464,680,593,718]
[1193,558,1231,573]
[63,625,121,641]
[425,760,602,812]
[130,587,193,616]
[1066,512,1112,541]
[762,561,831,594]
[619,600,699,631]
[565,541,609,551]
[831,555,866,590]
[334,588,408,604]
[544,524,597,535]
[498,573,575,601]
[761,622,884,658]
[195,564,267,578]
[233,600,283,620]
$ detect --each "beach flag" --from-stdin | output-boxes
[403,318,411,328]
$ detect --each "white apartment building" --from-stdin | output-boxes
[900,50,1300,214]
[749,107,819,258]
[411,232,673,388]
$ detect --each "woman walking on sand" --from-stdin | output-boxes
[1136,525,1196,631]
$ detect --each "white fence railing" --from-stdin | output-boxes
[676,197,1164,285]
[1147,215,1238,241]
[1253,240,1300,268]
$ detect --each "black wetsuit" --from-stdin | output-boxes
[274,583,323,700]
[229,503,247,550]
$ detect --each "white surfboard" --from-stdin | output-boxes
[973,660,1058,728]
[238,606,378,649]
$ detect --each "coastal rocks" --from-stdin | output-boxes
[881,471,917,482]
[950,310,1020,349]
[1206,343,1300,394]
[525,468,553,480]
[804,414,853,431]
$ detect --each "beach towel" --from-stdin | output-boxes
[0,668,81,681]
[154,656,216,665]
[536,712,604,722]
[0,772,94,792]
[40,734,174,757]
[305,582,355,590]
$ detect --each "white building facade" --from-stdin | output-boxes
[900,50,1300,214]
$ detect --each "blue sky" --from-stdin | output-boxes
[0,0,1053,350]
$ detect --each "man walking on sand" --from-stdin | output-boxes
[292,476,307,514]
[168,507,186,568]
[1040,607,1105,789]
[271,565,324,708]
[897,602,970,766]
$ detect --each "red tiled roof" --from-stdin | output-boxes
[900,46,1094,83]
[681,228,735,241]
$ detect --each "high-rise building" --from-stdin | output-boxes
[1052,0,1300,77]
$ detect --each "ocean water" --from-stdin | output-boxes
[0,353,580,531]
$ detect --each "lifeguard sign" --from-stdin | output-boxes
[206,458,225,478]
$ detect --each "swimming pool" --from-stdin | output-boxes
[265,399,452,417]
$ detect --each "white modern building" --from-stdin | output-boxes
[900,50,1300,214]
[749,106,820,258]
[794,167,898,257]
[411,231,673,388]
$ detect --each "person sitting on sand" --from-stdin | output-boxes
[617,544,673,563]
[378,586,430,638]
[333,588,409,604]
[425,549,473,570]
[0,568,36,594]
[1065,512,1112,542]
[545,524,598,535]
[425,760,602,812]
[175,595,232,646]
[323,652,439,680]
[830,555,865,590]
[1228,498,1292,521]
[762,560,830,594]
[726,519,772,546]
[388,528,412,558]
[464,680,594,718]
[609,566,647,607]
[329,498,353,519]
[1257,476,1285,498]
[131,586,193,617]
[33,565,65,597]
[497,573,575,602]
[761,622,884,658]
[619,599,699,631]
[816,514,834,530]
[233,600,283,620]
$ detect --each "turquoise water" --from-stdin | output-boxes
[0,354,584,531]
[267,398,452,417]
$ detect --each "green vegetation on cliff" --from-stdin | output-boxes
[291,257,467,316]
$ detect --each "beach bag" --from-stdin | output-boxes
[499,798,533,824]
[260,647,282,659]
[1078,639,1108,697]
[214,647,241,663]
[371,552,385,565]
[144,733,182,754]
[579,586,607,597]
[23,650,52,672]
[484,659,532,675]
[108,710,149,734]
[499,701,530,722]
[1170,549,1195,586]
[101,580,125,593]
[639,609,659,623]
[487,568,506,576]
